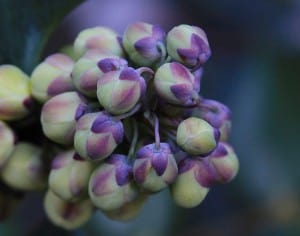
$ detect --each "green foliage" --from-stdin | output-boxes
[0,0,84,73]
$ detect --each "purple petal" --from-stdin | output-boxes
[151,152,168,176]
[170,83,193,103]
[152,24,166,40]
[170,62,192,82]
[133,159,149,184]
[135,37,159,58]
[91,114,109,133]
[47,77,74,96]
[86,134,111,159]
[98,58,128,73]
[210,142,228,158]
[119,67,140,81]
[75,104,88,121]
[178,158,196,174]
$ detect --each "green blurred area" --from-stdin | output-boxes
[1,0,300,235]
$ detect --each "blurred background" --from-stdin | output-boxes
[1,0,300,235]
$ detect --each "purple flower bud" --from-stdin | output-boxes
[0,142,47,191]
[41,92,88,145]
[176,117,219,156]
[154,62,199,105]
[170,158,210,208]
[49,150,95,202]
[97,67,146,114]
[88,154,137,211]
[73,26,124,57]
[0,121,16,168]
[30,53,75,103]
[167,24,211,68]
[123,22,166,66]
[72,50,128,97]
[207,142,239,184]
[103,193,148,221]
[196,99,232,141]
[44,190,93,230]
[133,143,178,192]
[74,112,124,161]
[0,65,32,121]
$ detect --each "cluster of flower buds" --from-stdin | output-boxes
[0,22,239,230]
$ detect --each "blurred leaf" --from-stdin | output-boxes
[0,0,84,73]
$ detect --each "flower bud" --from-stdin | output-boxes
[207,142,239,184]
[123,22,166,66]
[74,26,124,57]
[197,99,232,141]
[170,158,210,208]
[97,67,146,114]
[103,193,148,221]
[133,143,178,192]
[49,150,95,202]
[0,121,16,168]
[176,117,219,156]
[72,50,128,97]
[44,190,93,230]
[30,53,75,103]
[74,112,123,161]
[0,142,47,191]
[41,92,88,145]
[0,65,32,121]
[166,24,211,68]
[89,154,137,211]
[154,62,198,105]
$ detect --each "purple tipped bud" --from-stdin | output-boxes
[171,158,209,208]
[176,117,219,156]
[167,24,211,68]
[73,26,124,57]
[207,142,239,184]
[88,154,137,211]
[74,112,124,161]
[133,143,178,192]
[72,50,127,97]
[0,142,47,191]
[97,67,146,114]
[41,92,88,145]
[154,62,199,105]
[97,57,128,73]
[44,190,93,230]
[123,22,166,66]
[30,53,75,103]
[0,65,32,121]
[49,150,95,202]
[103,193,148,221]
[195,99,232,141]
[0,121,15,168]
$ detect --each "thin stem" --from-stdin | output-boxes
[136,67,154,78]
[128,119,138,160]
[114,103,142,120]
[153,113,160,150]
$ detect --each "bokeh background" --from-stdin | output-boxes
[1,0,300,235]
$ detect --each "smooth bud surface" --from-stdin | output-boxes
[176,117,219,155]
[74,26,124,57]
[123,22,166,66]
[0,142,47,191]
[0,65,32,121]
[44,190,93,230]
[97,67,146,115]
[49,150,94,202]
[154,62,198,105]
[0,121,15,168]
[30,53,75,103]
[167,24,211,68]
[41,92,87,145]
[89,154,137,211]
[74,112,124,161]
